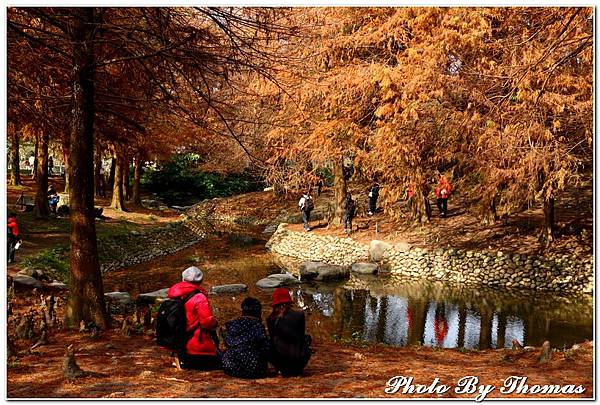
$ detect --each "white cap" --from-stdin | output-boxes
[182,266,204,283]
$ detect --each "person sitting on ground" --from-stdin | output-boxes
[343,192,356,235]
[7,212,21,264]
[434,174,453,218]
[267,288,312,377]
[47,185,60,215]
[298,191,314,231]
[367,181,380,216]
[222,297,271,379]
[167,266,221,370]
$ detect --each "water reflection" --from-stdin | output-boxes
[292,280,591,349]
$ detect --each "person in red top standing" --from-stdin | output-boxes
[7,212,21,263]
[167,266,221,370]
[434,175,453,218]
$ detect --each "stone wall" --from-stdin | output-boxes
[266,224,369,267]
[266,224,593,294]
[99,222,205,274]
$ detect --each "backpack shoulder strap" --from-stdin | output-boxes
[182,290,200,303]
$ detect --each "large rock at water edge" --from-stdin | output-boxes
[351,263,379,275]
[267,273,301,285]
[137,288,169,304]
[211,284,248,295]
[299,261,350,281]
[12,274,43,289]
[369,240,393,262]
[104,292,133,306]
[395,241,412,252]
[256,277,285,289]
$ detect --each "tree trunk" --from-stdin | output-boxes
[122,158,131,201]
[480,197,498,225]
[132,153,143,206]
[110,154,125,210]
[538,196,555,248]
[411,182,431,224]
[32,134,39,180]
[33,131,49,219]
[331,156,347,226]
[10,128,21,186]
[108,157,116,189]
[65,7,109,330]
[63,145,70,194]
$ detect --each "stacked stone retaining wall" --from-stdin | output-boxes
[99,222,205,274]
[266,224,593,294]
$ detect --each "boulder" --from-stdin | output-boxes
[211,284,248,295]
[104,292,133,306]
[137,288,169,304]
[256,277,285,289]
[395,241,412,252]
[351,263,379,275]
[299,261,350,281]
[48,281,69,290]
[369,240,393,262]
[12,274,43,289]
[267,273,301,285]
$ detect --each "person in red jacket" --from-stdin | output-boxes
[434,175,453,217]
[7,212,21,263]
[167,266,221,370]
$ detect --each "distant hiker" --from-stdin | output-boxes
[47,186,59,215]
[222,297,270,379]
[97,165,106,197]
[343,193,356,234]
[28,155,35,169]
[267,288,312,377]
[7,212,21,264]
[298,192,314,231]
[163,266,221,370]
[48,156,54,175]
[434,175,453,217]
[367,181,380,216]
[406,183,415,210]
[316,178,323,197]
[342,163,354,182]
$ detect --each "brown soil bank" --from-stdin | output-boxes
[7,329,593,399]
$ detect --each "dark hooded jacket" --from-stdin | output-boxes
[222,316,270,378]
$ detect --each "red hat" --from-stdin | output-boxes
[271,288,293,306]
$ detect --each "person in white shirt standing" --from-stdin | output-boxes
[298,191,314,231]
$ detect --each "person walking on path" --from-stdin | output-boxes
[48,156,54,175]
[316,178,323,197]
[267,288,312,377]
[367,181,380,216]
[222,297,271,379]
[298,191,314,231]
[7,212,21,264]
[343,192,356,235]
[166,266,221,370]
[47,185,60,215]
[434,175,453,217]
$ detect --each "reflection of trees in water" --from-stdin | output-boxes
[303,284,588,349]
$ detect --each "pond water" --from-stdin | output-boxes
[104,232,592,350]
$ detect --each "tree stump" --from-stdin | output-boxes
[16,313,34,339]
[30,330,48,350]
[121,317,132,337]
[63,345,85,378]
[539,341,552,364]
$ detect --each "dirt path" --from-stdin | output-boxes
[7,324,593,399]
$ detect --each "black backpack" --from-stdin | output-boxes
[304,197,314,212]
[156,291,199,351]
